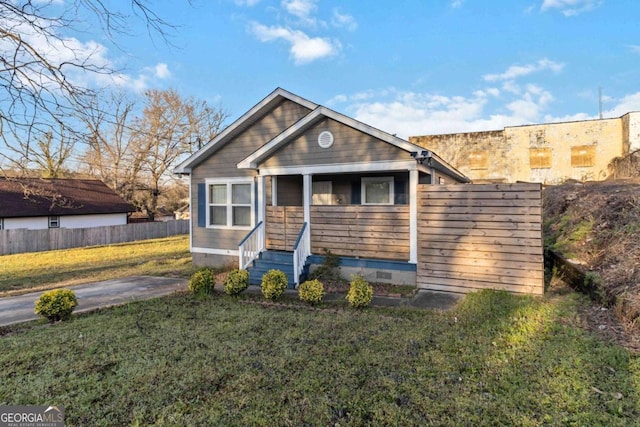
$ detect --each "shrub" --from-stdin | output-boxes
[34,289,78,322]
[309,248,341,282]
[261,269,288,301]
[298,279,324,305]
[346,275,373,308]
[189,268,216,295]
[224,269,249,296]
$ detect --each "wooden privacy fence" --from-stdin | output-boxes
[265,205,410,261]
[0,220,189,255]
[417,183,544,295]
[266,206,304,250]
[310,205,409,260]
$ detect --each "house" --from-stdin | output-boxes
[175,88,468,287]
[0,178,133,230]
[410,112,640,184]
[174,203,190,221]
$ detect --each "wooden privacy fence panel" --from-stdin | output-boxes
[0,220,189,255]
[310,205,410,261]
[266,206,304,250]
[417,183,544,295]
[265,205,410,261]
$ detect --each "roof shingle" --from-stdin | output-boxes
[0,178,134,218]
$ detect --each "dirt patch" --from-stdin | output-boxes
[543,179,640,331]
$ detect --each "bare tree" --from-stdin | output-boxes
[0,0,176,176]
[81,89,229,220]
[81,93,143,201]
[0,124,75,177]
[133,89,229,220]
[32,128,76,178]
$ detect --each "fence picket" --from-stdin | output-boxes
[0,220,189,255]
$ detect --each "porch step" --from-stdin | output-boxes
[247,251,309,288]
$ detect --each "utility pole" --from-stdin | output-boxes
[599,87,603,119]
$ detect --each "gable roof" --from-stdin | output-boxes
[237,104,469,183]
[238,106,433,169]
[0,178,134,218]
[174,87,468,183]
[174,87,317,174]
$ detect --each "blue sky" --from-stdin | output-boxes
[62,0,640,137]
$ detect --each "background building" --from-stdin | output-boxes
[410,112,640,184]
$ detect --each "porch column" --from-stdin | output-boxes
[271,176,278,206]
[257,175,265,223]
[303,173,312,253]
[409,169,418,264]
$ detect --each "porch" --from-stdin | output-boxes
[265,205,410,261]
[239,203,414,287]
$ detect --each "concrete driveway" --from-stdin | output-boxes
[0,276,188,326]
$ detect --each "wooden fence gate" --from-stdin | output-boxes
[417,183,544,295]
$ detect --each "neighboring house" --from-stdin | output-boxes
[174,203,190,220]
[175,88,468,287]
[410,112,640,184]
[155,207,176,222]
[0,178,133,230]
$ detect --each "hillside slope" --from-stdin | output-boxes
[543,179,640,326]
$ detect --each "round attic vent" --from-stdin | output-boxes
[318,131,334,148]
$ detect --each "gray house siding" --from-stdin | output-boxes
[191,99,311,252]
[261,118,410,168]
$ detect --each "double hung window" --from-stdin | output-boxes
[207,180,253,228]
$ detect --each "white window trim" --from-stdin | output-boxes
[205,178,255,230]
[48,216,60,228]
[361,177,394,205]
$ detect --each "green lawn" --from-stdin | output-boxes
[0,236,193,296]
[1,289,638,426]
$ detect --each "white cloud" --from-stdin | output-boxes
[282,0,317,20]
[603,92,640,117]
[483,58,564,82]
[250,22,340,64]
[108,73,150,93]
[0,12,171,94]
[332,9,357,31]
[97,63,171,93]
[153,63,171,79]
[327,94,347,104]
[451,0,464,8]
[330,82,559,138]
[540,0,602,16]
[628,45,640,54]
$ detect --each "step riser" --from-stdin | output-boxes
[247,251,309,288]
[260,252,295,262]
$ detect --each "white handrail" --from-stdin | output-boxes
[292,222,310,286]
[238,221,265,270]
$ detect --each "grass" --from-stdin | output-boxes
[1,289,638,426]
[0,236,193,296]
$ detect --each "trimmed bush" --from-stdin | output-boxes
[346,275,373,308]
[34,289,78,322]
[224,269,249,296]
[298,279,324,305]
[189,268,216,295]
[261,269,288,301]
